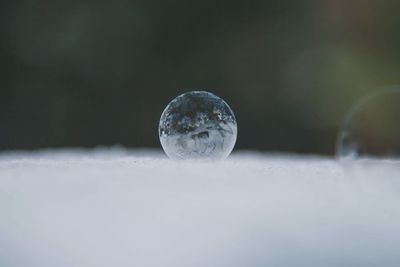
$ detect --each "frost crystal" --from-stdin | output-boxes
[159,91,237,160]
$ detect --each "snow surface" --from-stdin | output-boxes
[1,148,400,267]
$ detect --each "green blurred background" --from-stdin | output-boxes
[0,0,399,154]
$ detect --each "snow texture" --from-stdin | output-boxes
[1,148,400,267]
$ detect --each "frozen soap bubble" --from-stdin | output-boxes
[336,86,400,161]
[159,91,237,160]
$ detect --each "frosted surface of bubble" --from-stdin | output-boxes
[336,86,400,161]
[159,91,237,160]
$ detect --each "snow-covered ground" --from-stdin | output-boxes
[0,148,400,267]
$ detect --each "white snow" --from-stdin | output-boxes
[1,148,400,267]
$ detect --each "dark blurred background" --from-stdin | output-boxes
[0,0,399,154]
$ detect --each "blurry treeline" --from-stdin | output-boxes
[0,0,399,154]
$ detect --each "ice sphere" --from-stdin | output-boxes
[159,91,237,160]
[336,86,400,161]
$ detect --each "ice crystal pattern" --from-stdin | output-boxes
[159,91,237,160]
